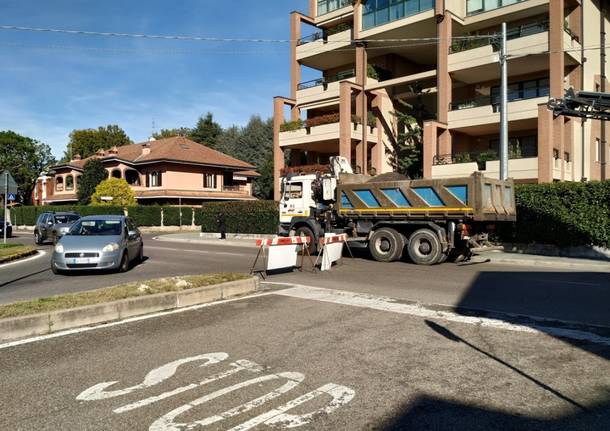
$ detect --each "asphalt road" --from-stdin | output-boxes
[1,232,609,430]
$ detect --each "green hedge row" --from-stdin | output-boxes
[199,201,278,234]
[8,205,196,228]
[497,181,610,248]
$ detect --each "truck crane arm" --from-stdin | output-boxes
[547,88,610,121]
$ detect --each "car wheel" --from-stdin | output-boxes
[138,244,144,263]
[407,229,442,265]
[369,228,405,262]
[118,252,129,273]
[51,263,62,275]
[35,231,43,245]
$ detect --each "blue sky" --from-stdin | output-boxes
[0,0,310,158]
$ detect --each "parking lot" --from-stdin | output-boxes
[1,231,609,430]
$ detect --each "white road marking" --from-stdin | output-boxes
[228,383,356,431]
[114,360,263,413]
[0,292,275,351]
[77,353,227,401]
[146,245,247,257]
[0,249,47,269]
[149,372,306,431]
[272,284,610,346]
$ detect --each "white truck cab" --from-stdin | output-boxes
[279,174,317,225]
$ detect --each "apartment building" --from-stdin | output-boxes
[32,136,259,206]
[273,0,610,199]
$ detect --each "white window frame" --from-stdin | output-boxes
[204,173,217,189]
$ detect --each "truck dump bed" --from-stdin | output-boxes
[337,172,516,222]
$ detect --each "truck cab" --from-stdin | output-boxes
[278,174,318,237]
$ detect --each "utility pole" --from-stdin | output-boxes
[3,171,8,244]
[499,22,509,181]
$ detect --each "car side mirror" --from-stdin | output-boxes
[47,221,54,226]
[128,230,138,239]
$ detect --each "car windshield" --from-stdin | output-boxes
[68,220,122,236]
[54,214,80,224]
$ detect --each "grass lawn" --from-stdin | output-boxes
[0,273,250,319]
[0,244,37,264]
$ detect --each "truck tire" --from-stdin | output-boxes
[294,226,317,255]
[369,228,405,262]
[407,229,442,265]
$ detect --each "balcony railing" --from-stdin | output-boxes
[466,0,526,16]
[297,69,356,90]
[363,0,434,30]
[433,147,538,168]
[317,0,352,16]
[222,185,248,193]
[450,21,548,54]
[297,31,323,46]
[450,79,549,111]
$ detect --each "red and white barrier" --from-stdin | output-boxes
[318,234,348,271]
[251,236,312,277]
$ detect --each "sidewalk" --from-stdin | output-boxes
[154,232,273,248]
[476,250,610,271]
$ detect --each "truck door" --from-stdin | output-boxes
[280,181,310,223]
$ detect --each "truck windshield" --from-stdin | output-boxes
[285,182,303,199]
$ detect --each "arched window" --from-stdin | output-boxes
[55,176,64,192]
[66,175,74,191]
[125,170,140,186]
[75,175,81,189]
[112,169,122,179]
[149,171,162,187]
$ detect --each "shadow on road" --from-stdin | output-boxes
[0,268,51,288]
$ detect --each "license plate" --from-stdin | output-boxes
[70,258,91,264]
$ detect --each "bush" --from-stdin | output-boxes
[91,178,137,206]
[163,206,193,227]
[304,113,340,128]
[127,206,161,227]
[279,119,304,132]
[497,181,610,248]
[198,201,278,234]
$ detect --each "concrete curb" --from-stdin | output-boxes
[0,277,259,342]
[154,234,261,248]
[478,253,610,271]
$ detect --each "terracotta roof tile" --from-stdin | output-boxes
[53,137,256,171]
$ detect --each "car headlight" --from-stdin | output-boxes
[102,243,120,253]
[55,244,64,253]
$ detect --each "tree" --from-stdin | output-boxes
[0,131,55,204]
[91,178,137,206]
[189,113,223,148]
[153,127,191,140]
[389,84,434,179]
[64,125,132,161]
[77,159,108,204]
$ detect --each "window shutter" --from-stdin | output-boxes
[158,172,162,187]
[146,173,150,187]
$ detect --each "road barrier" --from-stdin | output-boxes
[250,236,313,278]
[316,234,351,271]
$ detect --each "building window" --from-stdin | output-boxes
[596,138,601,162]
[125,170,140,186]
[204,173,217,189]
[55,177,64,192]
[111,169,122,179]
[564,152,571,163]
[66,175,74,191]
[363,0,434,30]
[467,0,525,16]
[149,171,162,187]
[317,0,351,16]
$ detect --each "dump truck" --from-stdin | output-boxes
[278,157,516,265]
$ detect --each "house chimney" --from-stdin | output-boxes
[142,142,151,156]
[72,154,81,161]
[109,146,119,155]
[96,148,106,157]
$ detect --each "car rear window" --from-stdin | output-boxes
[54,214,80,224]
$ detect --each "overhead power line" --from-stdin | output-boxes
[0,24,494,44]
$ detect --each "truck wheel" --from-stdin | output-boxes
[407,229,442,265]
[369,228,405,262]
[294,226,317,255]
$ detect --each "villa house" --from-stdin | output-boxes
[32,136,259,206]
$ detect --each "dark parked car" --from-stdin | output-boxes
[0,221,11,238]
[34,212,80,245]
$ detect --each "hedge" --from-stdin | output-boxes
[125,206,162,227]
[163,206,193,227]
[9,205,124,226]
[497,180,610,248]
[199,201,278,234]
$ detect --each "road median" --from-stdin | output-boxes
[0,244,38,264]
[0,273,259,342]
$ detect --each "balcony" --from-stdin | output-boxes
[315,0,353,25]
[279,119,379,150]
[317,0,352,16]
[432,157,539,180]
[296,28,352,64]
[448,96,546,129]
[450,21,548,54]
[222,185,249,194]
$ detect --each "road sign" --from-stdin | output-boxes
[8,193,16,201]
[0,170,18,195]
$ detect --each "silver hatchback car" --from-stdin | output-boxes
[51,215,143,274]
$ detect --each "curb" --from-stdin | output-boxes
[0,277,259,343]
[480,254,610,270]
[154,235,259,248]
[0,247,38,265]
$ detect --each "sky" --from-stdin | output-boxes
[0,0,311,158]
